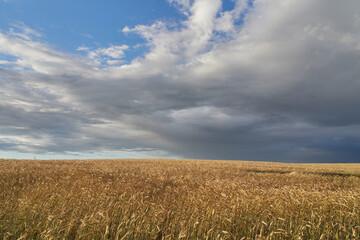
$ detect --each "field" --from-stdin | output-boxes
[0,159,359,239]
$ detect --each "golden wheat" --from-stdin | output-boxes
[0,159,359,239]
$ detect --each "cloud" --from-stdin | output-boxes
[88,45,129,59]
[167,0,193,16]
[0,27,96,75]
[76,46,89,51]
[76,45,129,66]
[8,22,42,41]
[1,0,360,162]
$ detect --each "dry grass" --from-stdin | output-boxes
[0,159,359,239]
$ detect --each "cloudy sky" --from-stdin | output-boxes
[0,0,359,162]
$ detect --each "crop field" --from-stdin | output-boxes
[0,159,359,239]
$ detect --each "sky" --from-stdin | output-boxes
[0,0,360,162]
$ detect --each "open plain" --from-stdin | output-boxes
[0,159,359,239]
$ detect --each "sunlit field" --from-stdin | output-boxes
[0,159,359,239]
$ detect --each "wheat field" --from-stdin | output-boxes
[0,159,359,239]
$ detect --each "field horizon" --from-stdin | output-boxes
[3,158,360,164]
[1,158,359,239]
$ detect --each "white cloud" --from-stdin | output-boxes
[106,59,125,65]
[0,29,96,76]
[88,45,129,59]
[81,33,93,39]
[8,22,42,41]
[167,0,193,15]
[215,11,235,32]
[76,46,89,51]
